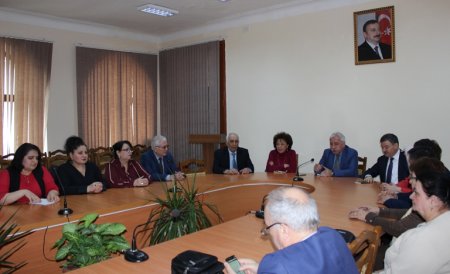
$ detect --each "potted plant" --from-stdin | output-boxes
[147,175,222,245]
[0,205,32,273]
[52,213,130,270]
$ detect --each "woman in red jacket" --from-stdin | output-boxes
[265,132,297,173]
[0,143,59,204]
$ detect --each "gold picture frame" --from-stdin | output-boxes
[354,6,395,65]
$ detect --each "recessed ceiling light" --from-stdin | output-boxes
[138,4,179,17]
[217,0,231,2]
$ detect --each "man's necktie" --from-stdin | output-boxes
[333,155,341,171]
[374,46,381,58]
[386,158,394,183]
[158,157,164,173]
[232,152,237,169]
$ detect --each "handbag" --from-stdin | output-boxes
[171,250,224,274]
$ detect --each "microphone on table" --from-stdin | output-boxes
[255,195,268,219]
[125,209,180,262]
[52,166,73,216]
[124,222,152,263]
[167,158,183,193]
[292,158,314,183]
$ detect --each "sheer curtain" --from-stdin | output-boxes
[159,41,221,163]
[0,37,52,154]
[76,47,157,148]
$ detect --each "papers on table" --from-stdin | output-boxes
[30,198,57,206]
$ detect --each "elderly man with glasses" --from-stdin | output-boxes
[226,187,358,274]
[140,135,185,182]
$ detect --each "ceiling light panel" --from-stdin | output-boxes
[138,4,178,17]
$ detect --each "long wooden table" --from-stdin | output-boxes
[2,173,379,273]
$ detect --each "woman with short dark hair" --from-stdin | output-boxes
[0,143,59,204]
[265,132,297,173]
[104,140,150,188]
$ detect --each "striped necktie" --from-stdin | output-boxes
[232,152,237,169]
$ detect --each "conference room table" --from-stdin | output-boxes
[2,173,380,273]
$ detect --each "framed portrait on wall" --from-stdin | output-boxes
[354,6,395,65]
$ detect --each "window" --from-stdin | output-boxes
[0,37,52,155]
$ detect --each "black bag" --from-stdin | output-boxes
[171,250,224,274]
[335,228,356,243]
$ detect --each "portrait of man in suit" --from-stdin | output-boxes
[358,20,391,61]
[354,6,395,65]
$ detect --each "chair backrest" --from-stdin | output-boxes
[44,150,69,169]
[46,149,66,157]
[1,153,15,160]
[179,159,206,174]
[0,159,11,170]
[0,153,14,170]
[88,147,110,162]
[94,150,114,175]
[358,156,368,176]
[348,226,382,274]
[131,144,149,162]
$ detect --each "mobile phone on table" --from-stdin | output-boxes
[225,255,244,274]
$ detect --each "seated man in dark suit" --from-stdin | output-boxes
[358,19,392,61]
[213,132,254,174]
[362,133,409,184]
[225,187,358,274]
[140,135,184,182]
[314,132,358,177]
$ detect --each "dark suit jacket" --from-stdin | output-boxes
[213,147,254,174]
[258,227,359,274]
[358,41,392,61]
[140,150,179,181]
[362,150,409,183]
[318,145,358,177]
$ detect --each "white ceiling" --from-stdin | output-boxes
[0,0,374,42]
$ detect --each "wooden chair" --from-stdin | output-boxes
[348,226,382,274]
[88,147,110,162]
[94,150,114,175]
[46,149,66,157]
[1,153,14,170]
[0,159,12,170]
[131,144,148,162]
[44,150,69,169]
[358,156,368,176]
[1,153,14,160]
[179,159,206,174]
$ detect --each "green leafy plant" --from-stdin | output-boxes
[0,205,32,273]
[52,213,130,269]
[148,175,222,245]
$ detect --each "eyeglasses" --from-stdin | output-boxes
[260,222,282,236]
[409,176,417,181]
[157,145,170,149]
[121,148,133,152]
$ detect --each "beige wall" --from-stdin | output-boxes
[164,0,450,170]
[1,0,449,171]
[229,0,450,171]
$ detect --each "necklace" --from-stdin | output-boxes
[21,173,31,184]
